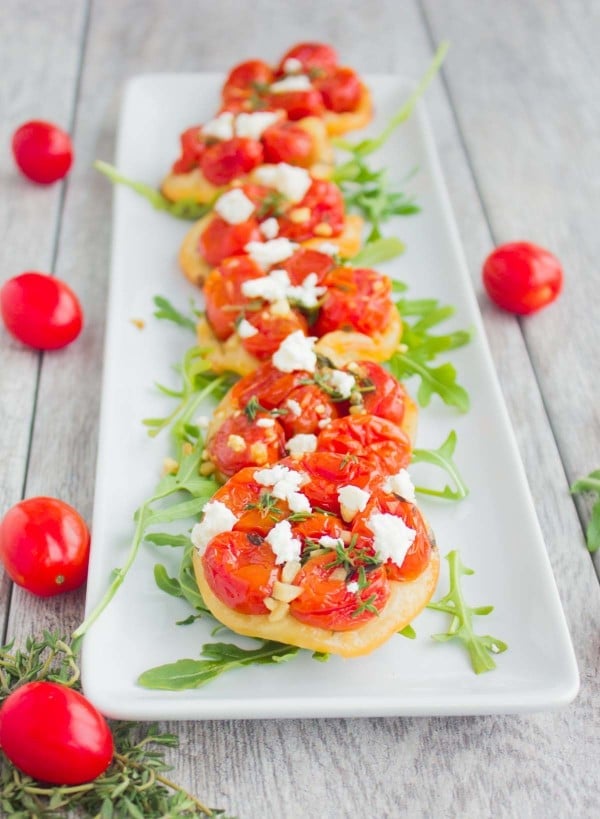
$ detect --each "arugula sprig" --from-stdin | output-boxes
[0,633,223,817]
[138,641,299,691]
[153,295,200,332]
[350,237,406,267]
[412,430,469,501]
[95,160,213,221]
[388,296,471,412]
[428,550,507,673]
[570,470,600,552]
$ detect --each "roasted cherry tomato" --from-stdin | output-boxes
[202,530,278,614]
[1,272,83,350]
[199,216,261,268]
[241,308,308,360]
[200,137,264,186]
[281,248,335,285]
[347,361,408,425]
[204,256,265,339]
[280,451,380,514]
[212,468,287,537]
[277,43,338,74]
[171,125,204,174]
[231,361,304,409]
[289,552,390,631]
[0,681,113,785]
[223,60,274,101]
[315,66,362,112]
[314,267,393,338]
[482,241,563,315]
[279,383,340,437]
[262,121,313,166]
[0,496,90,596]
[12,120,73,184]
[353,490,432,582]
[208,412,285,478]
[291,512,347,545]
[277,179,344,242]
[266,88,324,120]
[317,414,412,475]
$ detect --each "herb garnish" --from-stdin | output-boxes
[153,295,199,332]
[244,491,284,522]
[570,470,600,552]
[95,160,213,221]
[351,594,380,618]
[411,430,469,501]
[428,550,507,673]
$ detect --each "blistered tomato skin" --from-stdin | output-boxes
[12,120,73,184]
[0,682,113,785]
[0,497,90,596]
[482,242,563,315]
[1,272,83,350]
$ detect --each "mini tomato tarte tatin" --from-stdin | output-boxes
[220,42,373,137]
[161,108,333,205]
[194,248,402,376]
[191,457,439,657]
[178,165,362,286]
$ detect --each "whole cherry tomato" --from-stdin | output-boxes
[262,121,313,166]
[277,179,344,242]
[212,467,287,536]
[0,497,90,596]
[240,308,308,360]
[208,412,285,478]
[171,125,204,174]
[482,241,563,315]
[279,383,340,437]
[231,361,303,409]
[223,60,274,100]
[281,248,334,285]
[1,272,83,350]
[317,414,413,475]
[12,120,73,184]
[200,137,264,186]
[0,681,113,785]
[314,267,393,338]
[265,88,324,120]
[202,530,278,614]
[315,66,362,112]
[204,255,265,339]
[347,361,408,425]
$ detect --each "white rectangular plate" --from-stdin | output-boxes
[81,74,579,719]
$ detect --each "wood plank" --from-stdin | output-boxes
[0,0,89,630]
[5,1,599,817]
[422,0,600,577]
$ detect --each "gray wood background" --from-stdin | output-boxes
[1,1,599,816]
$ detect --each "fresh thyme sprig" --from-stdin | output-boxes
[0,633,224,817]
[411,430,469,501]
[570,469,600,552]
[95,160,213,221]
[428,550,507,673]
[388,296,471,411]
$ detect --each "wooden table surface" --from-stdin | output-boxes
[1,1,599,816]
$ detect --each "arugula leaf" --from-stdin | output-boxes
[570,469,600,552]
[411,430,469,501]
[138,641,299,690]
[153,295,198,332]
[153,564,183,598]
[145,532,191,548]
[95,160,213,220]
[428,550,507,673]
[398,624,417,639]
[351,237,406,267]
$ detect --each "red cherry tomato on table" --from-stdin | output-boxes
[0,681,113,784]
[482,241,563,315]
[0,497,90,596]
[1,272,83,350]
[12,120,73,184]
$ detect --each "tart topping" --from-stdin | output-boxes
[337,485,370,522]
[283,57,303,74]
[214,188,255,224]
[241,268,290,302]
[202,111,235,140]
[286,433,318,455]
[244,237,298,268]
[266,520,302,564]
[382,468,416,503]
[325,369,356,399]
[191,500,238,554]
[270,75,312,94]
[259,216,280,239]
[366,512,416,567]
[272,330,317,373]
[254,163,312,203]
[234,111,280,140]
[236,317,259,338]
[287,273,326,308]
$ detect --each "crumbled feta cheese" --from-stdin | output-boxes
[191,500,237,554]
[214,188,255,224]
[202,112,235,141]
[346,581,359,594]
[286,398,302,417]
[254,163,312,203]
[244,238,298,269]
[256,417,275,428]
[270,75,312,93]
[327,369,356,399]
[254,464,293,486]
[318,535,342,548]
[318,242,339,256]
[338,485,370,522]
[287,273,327,308]
[241,268,291,302]
[235,111,280,140]
[318,418,331,429]
[259,217,279,239]
[366,512,416,568]
[237,318,258,338]
[283,57,303,74]
[266,520,302,564]
[273,331,317,373]
[382,468,416,503]
[286,433,318,454]
[287,492,311,514]
[254,465,307,507]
